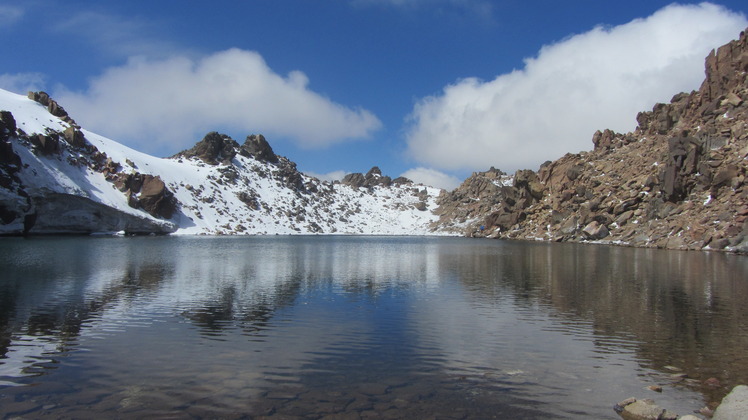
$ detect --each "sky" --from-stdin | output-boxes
[1,1,747,190]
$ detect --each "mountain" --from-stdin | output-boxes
[3,28,748,252]
[434,28,748,253]
[0,89,444,236]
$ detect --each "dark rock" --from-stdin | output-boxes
[366,166,382,178]
[29,134,59,155]
[63,126,86,148]
[174,132,239,165]
[392,176,412,185]
[0,110,17,140]
[138,175,176,219]
[341,172,366,188]
[240,134,278,163]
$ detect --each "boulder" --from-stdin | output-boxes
[29,134,59,155]
[0,110,17,140]
[582,221,610,240]
[63,126,87,148]
[138,175,176,219]
[614,398,677,420]
[712,385,748,420]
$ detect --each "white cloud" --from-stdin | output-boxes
[405,3,748,172]
[401,167,461,190]
[55,49,382,155]
[0,72,46,94]
[304,170,349,182]
[0,5,23,27]
[50,11,179,60]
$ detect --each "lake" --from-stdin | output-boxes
[0,236,747,419]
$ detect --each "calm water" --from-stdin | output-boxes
[0,236,747,419]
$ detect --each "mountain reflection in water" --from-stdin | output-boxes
[0,236,746,419]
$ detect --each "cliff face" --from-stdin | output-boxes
[435,28,748,252]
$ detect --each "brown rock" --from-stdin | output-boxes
[63,126,86,148]
[582,221,609,240]
[138,175,176,219]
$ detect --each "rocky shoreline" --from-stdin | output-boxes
[615,385,748,420]
[433,28,748,254]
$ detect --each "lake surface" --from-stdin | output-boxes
[0,236,747,419]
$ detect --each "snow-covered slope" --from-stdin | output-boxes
[0,88,446,236]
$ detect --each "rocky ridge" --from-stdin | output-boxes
[435,28,748,253]
[0,89,442,235]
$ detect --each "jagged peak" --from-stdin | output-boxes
[239,134,278,164]
[172,132,240,165]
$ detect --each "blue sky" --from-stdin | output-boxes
[1,1,747,189]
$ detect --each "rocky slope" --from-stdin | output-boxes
[0,89,443,236]
[435,28,748,253]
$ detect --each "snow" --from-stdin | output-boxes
[1,88,449,236]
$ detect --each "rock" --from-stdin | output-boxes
[392,176,412,185]
[25,193,176,234]
[0,138,21,167]
[63,126,86,148]
[615,398,668,420]
[713,385,748,420]
[366,166,382,178]
[137,175,176,219]
[29,134,59,155]
[174,132,239,165]
[582,221,609,240]
[341,172,366,188]
[0,110,17,140]
[28,91,50,106]
[704,377,722,388]
[240,134,278,163]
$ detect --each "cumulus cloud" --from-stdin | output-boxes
[401,167,462,190]
[56,49,381,155]
[405,3,748,172]
[0,72,46,94]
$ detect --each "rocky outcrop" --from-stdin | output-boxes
[27,91,78,126]
[113,172,176,219]
[239,134,278,163]
[173,131,240,165]
[341,166,394,189]
[435,28,748,253]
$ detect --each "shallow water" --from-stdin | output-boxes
[0,236,746,419]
